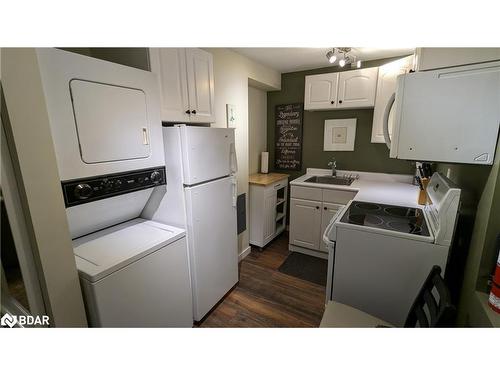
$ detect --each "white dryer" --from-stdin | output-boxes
[73,219,193,327]
[34,48,165,238]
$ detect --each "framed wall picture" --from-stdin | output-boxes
[324,118,357,151]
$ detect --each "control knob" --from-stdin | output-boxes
[150,171,162,183]
[74,183,93,200]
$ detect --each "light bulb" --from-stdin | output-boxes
[357,60,362,68]
[339,59,346,67]
[326,50,336,64]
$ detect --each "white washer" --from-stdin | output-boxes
[73,219,193,327]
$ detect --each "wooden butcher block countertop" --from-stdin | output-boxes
[249,173,290,186]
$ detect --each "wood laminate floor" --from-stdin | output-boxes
[199,232,326,327]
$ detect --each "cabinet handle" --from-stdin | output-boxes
[185,110,191,114]
[192,110,197,114]
[338,100,343,104]
[324,206,327,210]
[316,206,320,210]
[331,101,334,104]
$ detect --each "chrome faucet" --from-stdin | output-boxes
[328,158,337,177]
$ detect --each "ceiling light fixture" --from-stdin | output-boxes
[326,47,361,69]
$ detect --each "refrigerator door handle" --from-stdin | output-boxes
[231,176,237,207]
[229,142,238,174]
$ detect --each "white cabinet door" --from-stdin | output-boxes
[263,190,277,244]
[337,67,378,109]
[185,48,215,123]
[289,198,322,250]
[371,56,414,143]
[149,48,190,123]
[319,203,344,253]
[304,72,339,110]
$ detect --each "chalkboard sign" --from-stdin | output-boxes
[274,103,303,170]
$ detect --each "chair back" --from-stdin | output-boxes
[404,266,456,327]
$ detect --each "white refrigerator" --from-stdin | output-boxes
[160,125,239,321]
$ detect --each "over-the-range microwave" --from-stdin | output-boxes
[383,60,500,165]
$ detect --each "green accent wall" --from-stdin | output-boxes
[267,56,415,180]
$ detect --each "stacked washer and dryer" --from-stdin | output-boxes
[33,48,193,327]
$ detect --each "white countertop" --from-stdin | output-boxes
[290,168,421,208]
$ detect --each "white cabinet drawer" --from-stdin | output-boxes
[322,189,356,204]
[266,178,288,193]
[291,186,322,201]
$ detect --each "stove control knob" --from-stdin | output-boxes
[103,180,114,190]
[150,171,162,183]
[74,184,93,200]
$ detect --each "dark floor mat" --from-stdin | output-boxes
[278,252,328,286]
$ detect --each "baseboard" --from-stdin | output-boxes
[238,246,251,262]
[289,244,328,259]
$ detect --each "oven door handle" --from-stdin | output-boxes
[323,209,342,245]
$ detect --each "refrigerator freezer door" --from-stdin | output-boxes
[184,176,238,321]
[180,126,235,185]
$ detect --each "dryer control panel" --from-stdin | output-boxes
[62,167,166,207]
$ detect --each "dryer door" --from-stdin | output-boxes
[70,79,151,164]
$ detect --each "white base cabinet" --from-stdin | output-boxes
[150,48,215,123]
[289,185,356,257]
[249,178,288,248]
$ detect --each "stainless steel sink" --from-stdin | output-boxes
[304,175,354,186]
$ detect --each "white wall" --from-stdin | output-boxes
[248,86,268,174]
[2,49,88,326]
[206,48,280,257]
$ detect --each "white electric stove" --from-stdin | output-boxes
[323,172,461,326]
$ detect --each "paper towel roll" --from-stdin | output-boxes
[261,152,269,174]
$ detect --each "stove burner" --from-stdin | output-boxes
[347,214,384,226]
[387,221,422,234]
[354,202,381,211]
[384,206,417,218]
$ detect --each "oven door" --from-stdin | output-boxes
[323,204,349,303]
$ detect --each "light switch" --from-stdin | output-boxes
[333,127,347,144]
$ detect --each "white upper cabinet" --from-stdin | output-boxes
[371,55,414,143]
[304,72,339,110]
[304,67,378,111]
[415,48,500,71]
[150,48,190,123]
[185,48,215,122]
[337,67,378,109]
[150,48,215,123]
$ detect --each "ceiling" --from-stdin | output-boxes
[232,48,415,73]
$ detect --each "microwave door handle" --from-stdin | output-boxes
[383,92,396,150]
